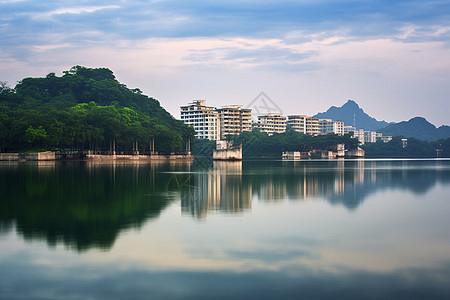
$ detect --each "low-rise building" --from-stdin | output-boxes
[364,130,377,143]
[318,119,344,135]
[376,133,392,143]
[352,129,380,144]
[352,129,366,144]
[344,125,356,134]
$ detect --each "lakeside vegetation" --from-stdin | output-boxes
[192,131,450,158]
[362,136,450,158]
[0,66,194,153]
[193,129,360,157]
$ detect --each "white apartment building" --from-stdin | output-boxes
[344,125,356,134]
[256,114,286,135]
[376,133,392,143]
[352,129,379,144]
[287,115,307,133]
[287,115,320,135]
[318,119,344,135]
[180,100,221,140]
[306,117,320,135]
[364,131,377,143]
[352,129,366,144]
[216,105,252,139]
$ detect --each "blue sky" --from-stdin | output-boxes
[1,0,450,126]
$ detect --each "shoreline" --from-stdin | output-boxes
[0,151,194,161]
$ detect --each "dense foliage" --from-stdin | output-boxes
[192,129,360,157]
[0,66,194,153]
[362,136,450,158]
[191,130,450,158]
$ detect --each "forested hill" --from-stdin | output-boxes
[0,66,194,153]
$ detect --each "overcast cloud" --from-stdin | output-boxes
[1,0,450,125]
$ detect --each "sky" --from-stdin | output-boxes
[1,0,450,126]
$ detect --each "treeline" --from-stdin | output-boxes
[362,136,450,158]
[193,130,360,157]
[191,130,450,158]
[0,66,194,153]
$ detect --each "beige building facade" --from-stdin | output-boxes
[216,105,252,139]
[180,100,221,140]
[256,114,287,135]
[318,119,344,135]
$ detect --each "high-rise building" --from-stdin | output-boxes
[216,105,252,139]
[256,114,286,135]
[180,100,221,140]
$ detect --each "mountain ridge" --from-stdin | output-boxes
[314,99,389,131]
[315,99,450,142]
[379,117,450,142]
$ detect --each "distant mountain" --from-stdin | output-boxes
[314,100,389,131]
[379,117,450,142]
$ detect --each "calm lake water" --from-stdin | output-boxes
[1,159,450,299]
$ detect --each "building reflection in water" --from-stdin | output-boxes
[2,159,449,251]
[179,159,450,216]
[181,161,252,219]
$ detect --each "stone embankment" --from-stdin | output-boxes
[0,152,193,161]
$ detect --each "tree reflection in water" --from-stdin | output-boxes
[1,159,449,251]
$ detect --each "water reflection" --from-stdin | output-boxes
[2,159,450,299]
[178,161,252,219]
[0,161,188,252]
[1,159,450,251]
[179,159,450,214]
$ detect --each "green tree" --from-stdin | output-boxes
[25,126,47,148]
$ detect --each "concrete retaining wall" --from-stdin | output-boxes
[23,152,56,161]
[86,154,194,160]
[0,152,56,161]
[0,153,20,161]
[213,149,242,160]
[1,152,192,161]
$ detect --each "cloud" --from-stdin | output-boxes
[2,257,450,300]
[2,0,450,48]
[1,0,450,125]
[184,44,317,67]
[29,5,120,19]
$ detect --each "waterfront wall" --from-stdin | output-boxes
[0,152,55,161]
[1,152,193,161]
[0,153,20,161]
[346,148,365,158]
[213,148,242,160]
[23,152,56,161]
[85,154,194,160]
